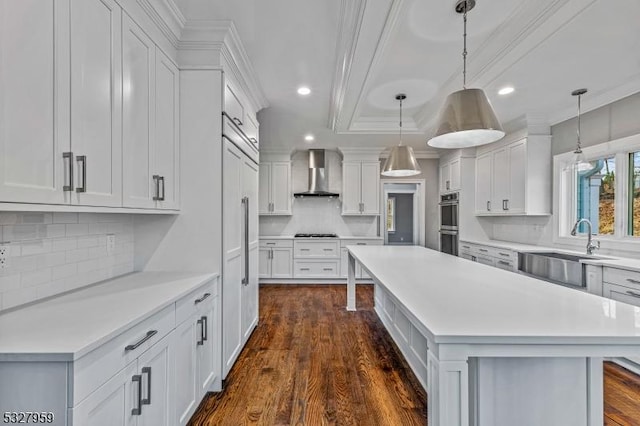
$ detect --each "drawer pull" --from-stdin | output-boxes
[479,249,488,253]
[323,268,333,271]
[300,249,310,251]
[498,252,510,257]
[125,330,158,352]
[356,243,366,245]
[141,367,151,405]
[266,242,276,245]
[132,374,143,415]
[300,268,310,271]
[194,292,211,304]
[497,260,511,266]
[233,117,243,126]
[196,318,204,346]
[626,278,640,285]
[323,248,334,251]
[462,245,470,249]
[626,290,640,299]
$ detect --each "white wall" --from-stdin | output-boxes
[0,212,134,311]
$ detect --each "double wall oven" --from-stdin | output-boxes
[439,192,459,256]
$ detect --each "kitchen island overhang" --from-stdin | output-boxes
[345,245,640,426]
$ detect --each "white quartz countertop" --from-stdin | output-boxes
[0,271,217,361]
[348,245,640,345]
[461,238,640,272]
[259,235,383,240]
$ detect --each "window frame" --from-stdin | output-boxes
[553,133,640,251]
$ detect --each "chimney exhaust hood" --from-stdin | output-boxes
[293,149,340,198]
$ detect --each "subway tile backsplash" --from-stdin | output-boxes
[0,212,134,312]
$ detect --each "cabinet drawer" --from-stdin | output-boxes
[476,255,495,267]
[490,247,516,262]
[603,267,640,288]
[340,239,383,248]
[495,259,515,271]
[72,304,175,406]
[224,83,244,126]
[176,279,218,326]
[260,239,293,248]
[294,240,340,258]
[604,282,640,308]
[294,260,339,278]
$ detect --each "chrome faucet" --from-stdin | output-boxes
[570,218,600,255]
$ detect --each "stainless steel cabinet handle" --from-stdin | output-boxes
[63,152,74,191]
[356,243,366,245]
[446,180,450,190]
[152,175,161,201]
[323,248,333,251]
[502,199,509,210]
[241,196,249,286]
[132,374,143,415]
[498,252,510,257]
[266,242,276,245]
[250,137,258,145]
[487,201,491,211]
[462,245,470,249]
[159,176,165,201]
[201,316,208,341]
[626,278,640,285]
[497,260,511,266]
[125,330,158,352]
[270,249,273,259]
[75,155,86,193]
[323,268,333,271]
[233,117,243,126]
[300,268,310,271]
[196,318,204,345]
[194,292,211,304]
[479,249,488,253]
[300,248,310,251]
[141,367,151,405]
[626,290,640,298]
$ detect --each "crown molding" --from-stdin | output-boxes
[338,147,385,160]
[328,0,367,131]
[136,0,184,48]
[178,20,269,111]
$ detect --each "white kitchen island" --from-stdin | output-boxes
[346,245,640,426]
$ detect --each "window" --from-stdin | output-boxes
[575,157,615,235]
[386,197,396,233]
[555,133,640,247]
[629,152,640,236]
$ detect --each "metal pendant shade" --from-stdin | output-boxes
[382,94,421,177]
[427,0,504,149]
[428,88,504,148]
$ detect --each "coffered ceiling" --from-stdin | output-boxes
[173,0,640,153]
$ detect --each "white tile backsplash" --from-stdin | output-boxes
[0,212,134,312]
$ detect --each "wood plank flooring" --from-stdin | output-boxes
[189,284,427,425]
[189,284,640,426]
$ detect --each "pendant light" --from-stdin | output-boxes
[382,94,421,177]
[571,88,592,172]
[427,0,505,149]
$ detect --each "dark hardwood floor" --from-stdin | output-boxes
[189,284,427,425]
[190,284,640,426]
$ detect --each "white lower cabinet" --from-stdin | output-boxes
[259,240,293,279]
[339,240,383,279]
[603,267,640,366]
[458,241,517,272]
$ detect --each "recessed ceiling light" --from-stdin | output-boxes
[297,86,311,96]
[498,86,515,95]
[304,134,314,142]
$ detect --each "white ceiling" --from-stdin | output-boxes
[174,0,640,153]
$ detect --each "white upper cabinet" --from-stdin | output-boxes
[0,2,179,211]
[224,82,245,128]
[259,161,291,215]
[475,136,551,216]
[0,0,69,204]
[342,161,380,215]
[154,48,180,210]
[122,14,156,209]
[70,0,122,207]
[440,158,461,193]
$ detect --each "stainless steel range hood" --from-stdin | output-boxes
[293,149,340,198]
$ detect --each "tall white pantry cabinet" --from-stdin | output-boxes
[0,0,179,211]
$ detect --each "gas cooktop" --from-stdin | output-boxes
[294,233,338,238]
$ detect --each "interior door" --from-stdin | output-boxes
[242,157,259,342]
[122,13,156,208]
[0,0,69,204]
[222,139,243,378]
[70,0,122,206]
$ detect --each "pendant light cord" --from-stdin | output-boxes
[399,96,403,146]
[576,93,582,152]
[462,3,468,89]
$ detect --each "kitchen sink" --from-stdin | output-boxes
[518,251,603,289]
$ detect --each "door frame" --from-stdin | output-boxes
[380,179,426,246]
